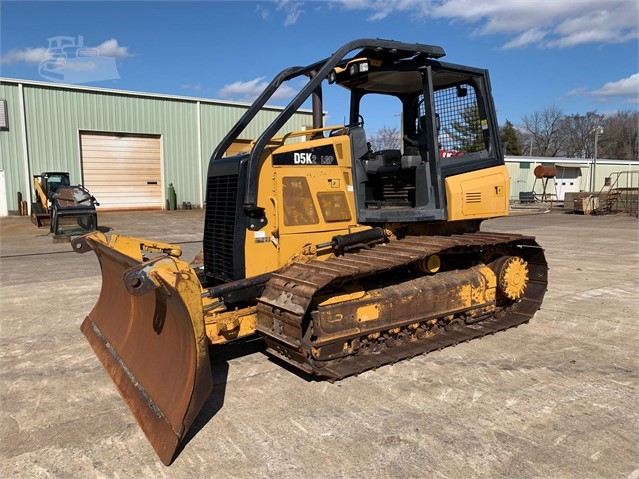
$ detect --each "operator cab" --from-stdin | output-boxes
[207,39,504,235]
[42,172,71,197]
[328,53,502,222]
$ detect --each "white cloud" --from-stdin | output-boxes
[255,4,270,20]
[0,47,47,65]
[96,39,131,58]
[276,0,305,26]
[254,0,308,25]
[332,0,638,49]
[566,87,589,97]
[338,0,429,21]
[545,3,638,47]
[218,77,298,102]
[502,28,549,50]
[593,73,639,101]
[1,38,131,65]
[218,78,267,101]
[568,74,639,104]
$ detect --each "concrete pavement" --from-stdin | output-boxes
[1,208,637,478]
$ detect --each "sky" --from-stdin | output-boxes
[1,0,637,134]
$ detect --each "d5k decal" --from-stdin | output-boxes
[272,144,338,166]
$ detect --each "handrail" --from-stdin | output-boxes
[276,125,346,144]
[208,38,447,229]
[598,170,639,215]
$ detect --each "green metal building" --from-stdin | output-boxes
[0,78,315,215]
[505,156,639,201]
[1,78,637,216]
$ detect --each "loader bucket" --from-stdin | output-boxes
[73,233,212,465]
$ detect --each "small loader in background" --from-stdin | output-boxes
[73,38,548,465]
[32,171,99,238]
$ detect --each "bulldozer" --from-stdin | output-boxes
[32,171,99,238]
[72,38,547,465]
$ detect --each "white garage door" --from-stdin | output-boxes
[80,133,162,210]
[555,166,582,201]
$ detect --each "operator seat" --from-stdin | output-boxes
[348,126,370,163]
[348,125,371,178]
[47,175,70,196]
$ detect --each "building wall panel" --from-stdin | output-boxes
[1,79,316,212]
[506,157,639,200]
[0,83,27,211]
[198,102,314,196]
[23,87,200,209]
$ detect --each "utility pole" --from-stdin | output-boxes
[591,127,604,192]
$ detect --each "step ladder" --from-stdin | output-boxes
[599,188,621,214]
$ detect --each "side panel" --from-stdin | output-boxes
[243,133,359,277]
[445,165,509,221]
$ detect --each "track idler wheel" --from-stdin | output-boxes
[491,256,529,300]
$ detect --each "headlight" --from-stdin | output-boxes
[348,61,370,76]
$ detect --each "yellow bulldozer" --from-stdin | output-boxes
[72,38,547,465]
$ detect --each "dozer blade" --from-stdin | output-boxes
[73,232,212,465]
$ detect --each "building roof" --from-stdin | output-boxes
[505,156,638,166]
[0,77,315,114]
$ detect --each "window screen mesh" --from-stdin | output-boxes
[417,85,486,154]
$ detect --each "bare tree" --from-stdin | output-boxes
[560,111,605,158]
[599,110,639,160]
[369,125,401,151]
[371,108,638,160]
[520,105,566,157]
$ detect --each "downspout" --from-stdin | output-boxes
[18,83,31,215]
[196,101,203,207]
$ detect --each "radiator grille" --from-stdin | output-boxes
[204,174,239,282]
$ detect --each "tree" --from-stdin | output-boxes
[500,120,522,155]
[521,105,565,156]
[445,105,485,152]
[599,110,639,160]
[560,111,604,158]
[369,125,401,151]
[370,108,639,160]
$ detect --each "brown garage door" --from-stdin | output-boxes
[80,132,162,210]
